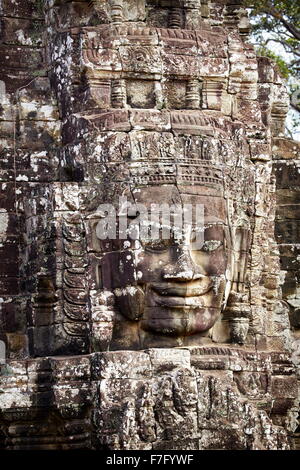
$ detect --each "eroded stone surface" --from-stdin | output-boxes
[0,349,298,450]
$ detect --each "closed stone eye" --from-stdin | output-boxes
[144,239,171,252]
[200,240,223,252]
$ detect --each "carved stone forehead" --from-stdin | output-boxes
[130,184,223,199]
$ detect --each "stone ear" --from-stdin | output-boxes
[222,221,251,312]
[231,222,251,294]
[221,221,252,344]
[222,223,250,311]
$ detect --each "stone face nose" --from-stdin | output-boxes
[162,248,205,281]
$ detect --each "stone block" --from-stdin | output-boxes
[91,350,152,379]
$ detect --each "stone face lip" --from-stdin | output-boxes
[151,281,213,296]
[0,0,299,451]
[153,293,206,308]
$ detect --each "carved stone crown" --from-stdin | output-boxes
[126,159,224,186]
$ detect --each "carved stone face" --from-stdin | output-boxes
[107,184,231,348]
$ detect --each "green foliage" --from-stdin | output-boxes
[246,0,300,32]
[243,0,300,135]
[244,0,299,74]
[256,46,290,78]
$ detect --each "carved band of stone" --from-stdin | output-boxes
[111,79,127,108]
[169,8,183,29]
[111,0,123,23]
[186,79,201,109]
